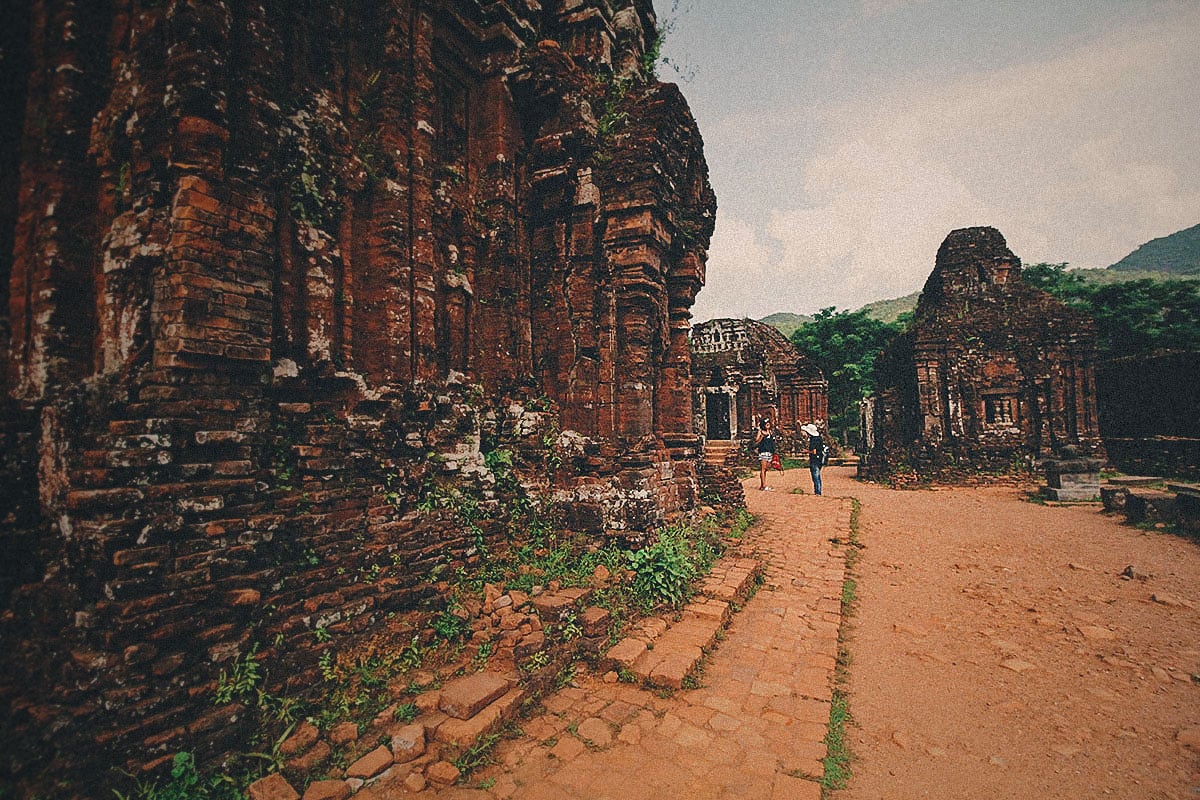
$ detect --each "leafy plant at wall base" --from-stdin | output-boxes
[522,651,551,672]
[628,527,696,610]
[433,609,469,642]
[214,645,263,706]
[318,651,337,683]
[112,752,240,800]
[729,509,754,538]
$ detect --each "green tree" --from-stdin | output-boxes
[1023,263,1200,356]
[790,308,905,444]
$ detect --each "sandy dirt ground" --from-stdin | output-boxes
[820,466,1200,800]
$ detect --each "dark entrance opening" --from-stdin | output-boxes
[706,393,731,440]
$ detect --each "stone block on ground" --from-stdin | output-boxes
[1040,485,1099,501]
[425,761,461,788]
[631,617,669,640]
[602,637,646,672]
[280,721,319,755]
[580,606,611,637]
[301,779,351,800]
[1101,486,1129,512]
[1126,490,1176,522]
[530,592,576,618]
[285,740,331,774]
[435,687,525,747]
[515,630,545,659]
[345,746,393,779]
[438,671,512,720]
[644,647,704,690]
[420,711,449,737]
[329,721,359,746]
[686,598,730,624]
[1107,475,1163,487]
[248,773,300,800]
[391,722,426,763]
[575,717,613,747]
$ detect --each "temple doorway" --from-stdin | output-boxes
[706,392,731,440]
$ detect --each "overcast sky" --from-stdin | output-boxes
[659,0,1200,321]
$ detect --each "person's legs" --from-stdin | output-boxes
[759,456,768,489]
[810,464,822,495]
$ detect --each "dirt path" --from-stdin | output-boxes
[357,466,1198,799]
[825,467,1200,800]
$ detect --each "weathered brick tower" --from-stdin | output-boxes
[0,0,714,792]
[865,227,1103,479]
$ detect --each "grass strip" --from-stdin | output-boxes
[822,497,861,795]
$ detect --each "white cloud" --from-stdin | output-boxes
[691,215,779,321]
[694,3,1200,318]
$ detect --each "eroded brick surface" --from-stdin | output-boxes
[0,1,715,795]
[344,746,393,780]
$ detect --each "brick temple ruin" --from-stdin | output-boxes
[863,227,1104,480]
[690,318,828,457]
[0,0,715,792]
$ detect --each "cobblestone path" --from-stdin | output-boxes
[362,469,850,799]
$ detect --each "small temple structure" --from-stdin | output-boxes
[863,227,1104,479]
[690,318,828,455]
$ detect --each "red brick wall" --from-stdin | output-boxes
[0,1,714,794]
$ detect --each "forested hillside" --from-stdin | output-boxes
[1109,223,1200,274]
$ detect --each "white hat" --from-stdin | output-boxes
[801,424,820,437]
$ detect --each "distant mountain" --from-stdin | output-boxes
[760,295,916,338]
[858,293,918,323]
[1109,223,1200,274]
[758,312,813,338]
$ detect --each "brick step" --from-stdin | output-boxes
[698,556,765,604]
[272,671,528,796]
[425,671,526,749]
[1125,489,1177,521]
[1107,475,1164,487]
[601,600,728,689]
[599,553,766,690]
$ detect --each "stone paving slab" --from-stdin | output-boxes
[360,472,850,799]
[438,672,513,721]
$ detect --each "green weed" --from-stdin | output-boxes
[821,691,853,790]
[453,732,502,777]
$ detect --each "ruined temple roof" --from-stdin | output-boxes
[911,226,1095,349]
[690,318,825,383]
